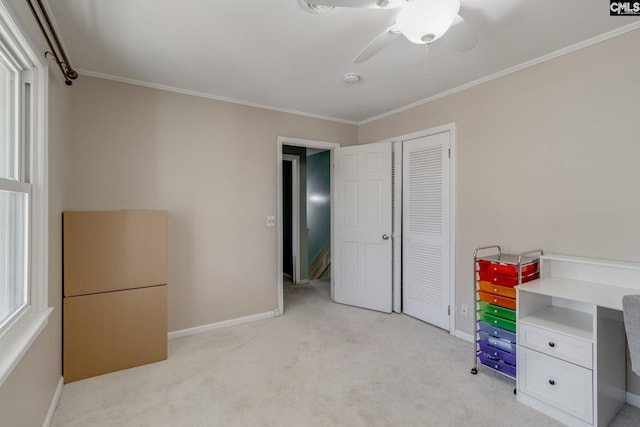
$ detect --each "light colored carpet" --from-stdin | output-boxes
[52,280,640,427]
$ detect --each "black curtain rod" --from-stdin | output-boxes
[26,0,78,85]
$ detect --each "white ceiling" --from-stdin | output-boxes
[48,0,639,124]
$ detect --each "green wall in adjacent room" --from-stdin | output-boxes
[307,150,330,265]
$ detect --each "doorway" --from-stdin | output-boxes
[283,149,331,282]
[277,137,340,315]
[282,154,299,282]
[276,127,455,334]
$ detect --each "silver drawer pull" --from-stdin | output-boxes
[548,342,555,348]
[549,379,555,385]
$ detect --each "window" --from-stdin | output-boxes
[0,2,50,386]
[0,38,29,331]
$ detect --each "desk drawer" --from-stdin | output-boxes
[518,347,593,424]
[519,323,592,369]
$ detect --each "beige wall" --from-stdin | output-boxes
[359,29,640,393]
[67,76,358,332]
[0,1,70,425]
[2,8,639,424]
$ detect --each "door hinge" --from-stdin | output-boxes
[448,148,451,159]
[448,305,450,315]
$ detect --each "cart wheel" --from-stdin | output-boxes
[470,368,477,375]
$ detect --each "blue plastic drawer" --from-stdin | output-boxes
[478,331,517,354]
[478,321,516,343]
[478,341,517,365]
[478,352,516,378]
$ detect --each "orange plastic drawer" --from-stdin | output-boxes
[478,290,516,310]
[477,271,540,288]
[477,260,538,277]
[477,281,516,299]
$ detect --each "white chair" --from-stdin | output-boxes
[623,295,640,376]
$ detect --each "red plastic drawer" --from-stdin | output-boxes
[477,281,516,299]
[478,291,516,310]
[477,271,540,287]
[477,260,538,277]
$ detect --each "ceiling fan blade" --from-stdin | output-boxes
[438,15,477,52]
[353,26,401,63]
[310,0,407,9]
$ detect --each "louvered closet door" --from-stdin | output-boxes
[402,132,451,330]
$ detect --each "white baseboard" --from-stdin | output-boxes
[627,391,640,409]
[168,311,275,340]
[43,376,63,427]
[455,329,475,343]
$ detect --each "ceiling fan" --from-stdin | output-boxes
[303,0,477,64]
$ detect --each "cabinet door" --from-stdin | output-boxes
[519,347,593,424]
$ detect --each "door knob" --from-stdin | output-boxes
[382,234,390,240]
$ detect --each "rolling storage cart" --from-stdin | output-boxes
[471,246,543,383]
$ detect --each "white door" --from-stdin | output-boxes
[402,132,451,329]
[333,142,392,313]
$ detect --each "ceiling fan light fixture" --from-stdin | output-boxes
[298,0,335,14]
[396,0,460,44]
[376,0,409,8]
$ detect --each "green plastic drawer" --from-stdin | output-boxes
[478,301,516,321]
[478,311,516,332]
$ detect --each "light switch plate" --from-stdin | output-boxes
[267,216,275,227]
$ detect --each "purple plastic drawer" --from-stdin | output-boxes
[478,331,517,354]
[478,352,516,378]
[478,341,517,365]
[478,321,516,343]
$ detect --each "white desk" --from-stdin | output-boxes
[516,254,640,427]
